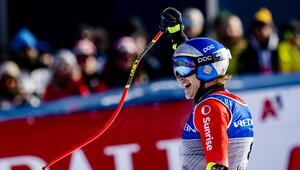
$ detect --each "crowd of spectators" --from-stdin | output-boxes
[1,6,300,110]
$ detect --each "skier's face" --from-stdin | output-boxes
[176,73,200,99]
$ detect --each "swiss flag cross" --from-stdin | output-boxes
[261,99,277,121]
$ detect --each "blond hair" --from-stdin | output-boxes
[216,74,232,85]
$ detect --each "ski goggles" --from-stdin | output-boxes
[173,48,231,77]
[172,56,196,77]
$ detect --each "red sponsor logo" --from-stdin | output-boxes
[261,99,278,121]
[201,105,211,115]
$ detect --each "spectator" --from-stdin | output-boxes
[131,31,162,80]
[11,28,39,96]
[73,39,107,92]
[10,28,48,104]
[103,36,149,88]
[238,7,279,75]
[277,20,300,72]
[131,31,148,55]
[0,61,28,110]
[214,11,248,75]
[182,7,205,38]
[125,17,164,80]
[31,40,54,97]
[43,49,89,101]
[11,28,40,71]
[37,40,54,68]
[92,26,110,74]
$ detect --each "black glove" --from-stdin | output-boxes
[160,7,183,33]
[159,7,188,50]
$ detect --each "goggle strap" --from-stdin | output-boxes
[192,48,231,66]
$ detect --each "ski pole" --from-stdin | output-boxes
[40,31,163,170]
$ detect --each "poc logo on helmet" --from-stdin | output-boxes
[203,44,215,53]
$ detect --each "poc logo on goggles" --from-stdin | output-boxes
[203,44,215,53]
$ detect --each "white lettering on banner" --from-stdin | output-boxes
[184,124,196,132]
[156,139,182,170]
[0,156,46,170]
[203,117,213,151]
[103,143,140,170]
[233,119,253,128]
[203,44,215,53]
[69,149,92,170]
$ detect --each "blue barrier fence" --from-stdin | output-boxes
[1,73,300,121]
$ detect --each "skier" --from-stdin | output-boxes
[159,7,254,170]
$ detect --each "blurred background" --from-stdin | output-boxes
[0,0,300,170]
